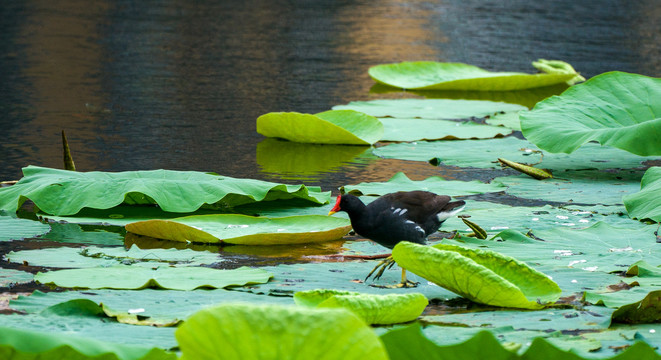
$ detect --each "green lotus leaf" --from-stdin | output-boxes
[34,266,272,290]
[0,216,50,241]
[294,289,428,325]
[391,241,561,309]
[367,60,580,90]
[0,326,175,360]
[41,298,181,327]
[256,110,384,145]
[0,166,330,216]
[125,214,351,245]
[0,268,34,287]
[333,99,525,120]
[379,118,512,142]
[624,167,661,222]
[175,303,388,360]
[520,72,661,156]
[340,172,504,197]
[373,137,661,170]
[5,244,224,268]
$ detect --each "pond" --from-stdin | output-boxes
[1,0,659,187]
[1,1,661,358]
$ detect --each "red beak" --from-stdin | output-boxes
[328,195,342,215]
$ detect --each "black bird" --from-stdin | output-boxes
[328,190,465,287]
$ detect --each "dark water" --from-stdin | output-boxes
[1,0,659,189]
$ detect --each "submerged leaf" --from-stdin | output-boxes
[125,214,351,245]
[175,303,388,360]
[256,110,384,145]
[391,241,561,309]
[34,266,272,290]
[521,72,661,156]
[367,60,580,90]
[294,289,428,325]
[0,166,329,216]
[624,167,661,222]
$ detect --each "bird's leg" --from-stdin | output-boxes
[365,256,395,281]
[397,268,419,288]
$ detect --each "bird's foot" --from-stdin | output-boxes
[365,257,396,282]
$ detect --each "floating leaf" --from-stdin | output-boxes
[294,289,428,325]
[0,269,33,287]
[624,167,661,222]
[0,216,50,241]
[340,172,504,197]
[374,137,660,170]
[379,118,512,142]
[520,72,661,156]
[175,303,388,360]
[392,241,561,309]
[0,166,329,216]
[334,99,525,120]
[498,158,552,180]
[611,290,661,324]
[0,326,175,360]
[256,110,384,145]
[125,214,351,245]
[34,266,272,290]
[367,60,580,90]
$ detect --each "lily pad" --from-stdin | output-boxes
[340,172,504,197]
[0,269,34,287]
[373,137,661,170]
[294,289,428,325]
[125,214,351,245]
[5,244,224,268]
[256,110,384,145]
[333,99,525,120]
[391,241,561,309]
[34,266,272,290]
[521,72,661,156]
[624,167,661,222]
[379,118,512,142]
[0,166,330,216]
[0,326,175,360]
[493,170,643,205]
[0,216,50,241]
[367,60,580,90]
[175,303,388,360]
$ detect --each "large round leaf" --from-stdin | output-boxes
[256,110,383,145]
[175,303,388,360]
[0,166,330,216]
[521,72,661,156]
[368,61,580,90]
[125,214,351,245]
[624,167,661,222]
[379,118,512,142]
[391,242,561,309]
[294,289,428,325]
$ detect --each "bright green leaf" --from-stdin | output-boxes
[624,167,661,222]
[294,289,428,325]
[379,117,512,141]
[175,303,388,360]
[334,98,525,119]
[367,61,580,90]
[0,326,175,360]
[256,110,384,145]
[521,72,661,156]
[125,214,351,245]
[0,166,330,216]
[392,241,561,309]
[34,266,272,290]
[340,172,505,197]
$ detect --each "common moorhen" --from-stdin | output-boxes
[328,190,465,287]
